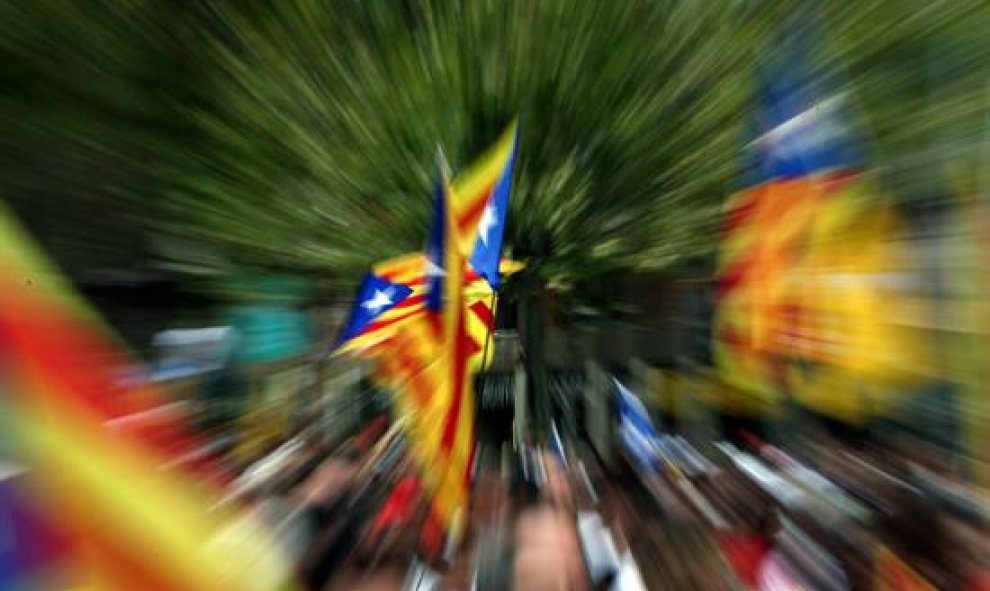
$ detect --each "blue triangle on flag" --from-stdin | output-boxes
[333,272,413,348]
[469,128,518,290]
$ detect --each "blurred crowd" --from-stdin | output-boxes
[206,399,988,591]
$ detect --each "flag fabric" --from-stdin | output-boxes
[335,122,521,556]
[333,255,519,358]
[782,182,925,424]
[334,120,520,378]
[419,166,477,557]
[0,202,298,591]
[453,120,519,289]
[380,167,477,559]
[713,38,858,402]
[613,379,662,473]
[425,169,452,318]
[333,253,428,355]
[714,34,927,424]
[333,271,414,348]
[334,120,521,355]
[0,464,78,590]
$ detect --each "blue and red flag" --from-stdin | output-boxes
[334,122,521,358]
[452,120,519,290]
[334,273,414,347]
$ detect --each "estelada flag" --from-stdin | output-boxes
[334,119,521,358]
[714,35,859,401]
[333,254,520,360]
[0,202,300,591]
[384,166,477,559]
[453,119,519,290]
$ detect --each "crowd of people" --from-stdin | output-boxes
[625,426,990,591]
[209,397,990,591]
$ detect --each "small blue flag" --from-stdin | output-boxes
[613,379,662,472]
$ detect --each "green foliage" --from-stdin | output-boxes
[3,0,990,288]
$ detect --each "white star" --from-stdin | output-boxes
[478,203,498,246]
[361,288,394,313]
[424,258,446,277]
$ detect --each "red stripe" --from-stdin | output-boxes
[357,303,427,338]
[465,332,482,359]
[390,293,427,311]
[377,258,424,282]
[426,311,442,342]
[457,183,494,232]
[420,508,444,558]
[761,184,809,229]
[469,300,494,331]
[724,190,759,235]
[716,253,756,301]
[440,306,470,454]
[402,268,481,288]
[2,304,130,419]
[1,281,209,465]
[392,347,435,407]
[717,327,748,349]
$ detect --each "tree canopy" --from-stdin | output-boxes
[3,1,990,293]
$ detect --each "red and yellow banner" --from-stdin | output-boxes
[714,174,829,401]
[715,172,930,423]
[0,202,297,591]
[338,254,519,361]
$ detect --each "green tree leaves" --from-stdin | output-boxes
[4,1,990,287]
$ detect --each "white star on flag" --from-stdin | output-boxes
[361,288,394,313]
[424,259,446,277]
[478,203,498,246]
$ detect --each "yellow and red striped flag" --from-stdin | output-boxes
[334,120,521,362]
[449,121,516,252]
[335,254,520,361]
[0,202,299,591]
[381,165,477,558]
[714,174,828,400]
[335,122,520,557]
[453,119,519,289]
[715,57,858,408]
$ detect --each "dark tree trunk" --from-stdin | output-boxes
[521,278,549,440]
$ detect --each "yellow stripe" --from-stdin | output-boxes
[451,120,518,254]
[2,201,299,589]
[372,252,423,277]
[14,387,295,591]
[452,120,517,212]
